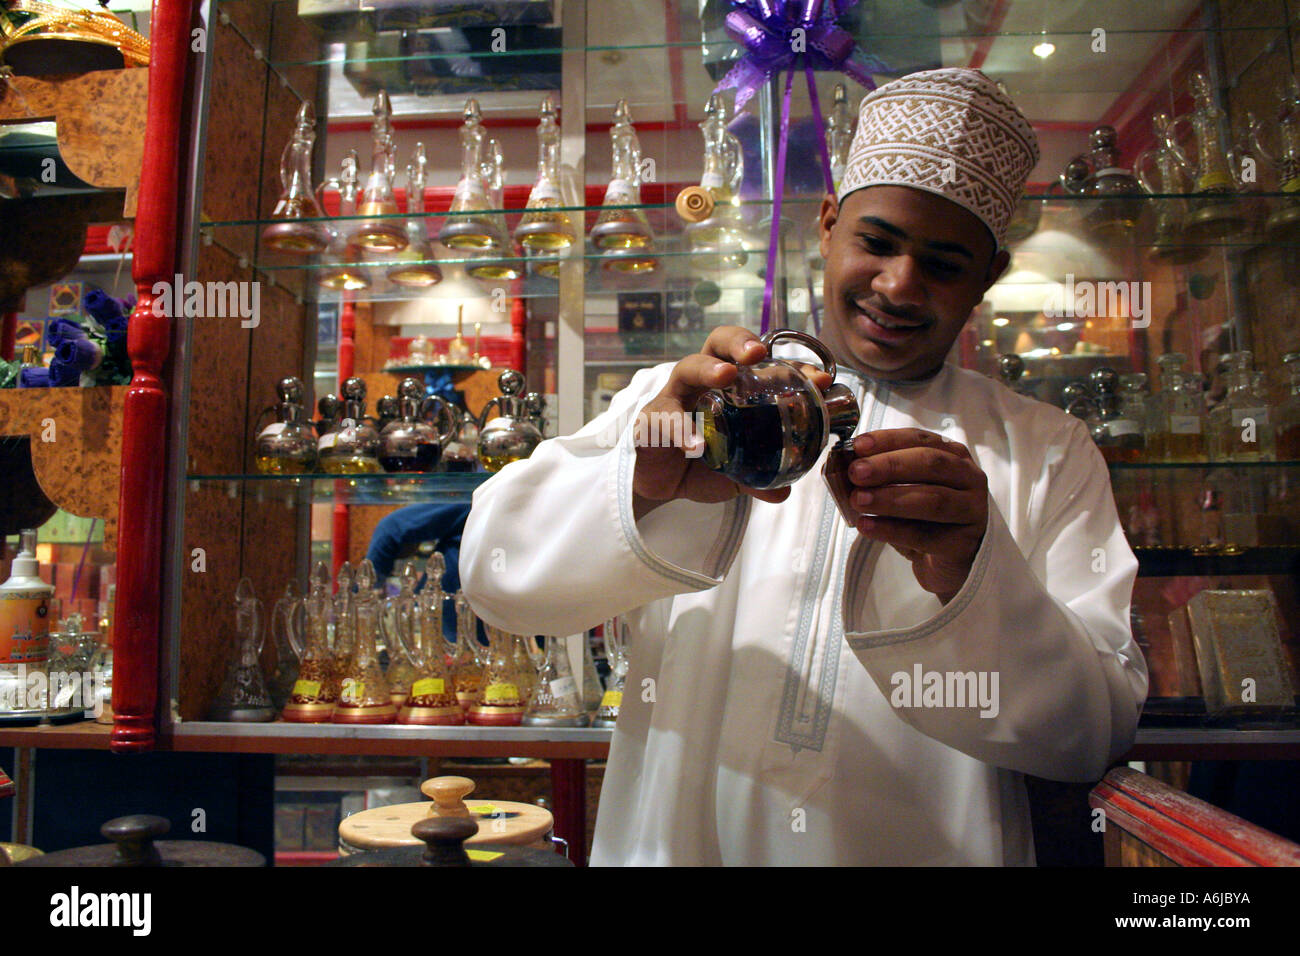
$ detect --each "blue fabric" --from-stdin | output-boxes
[366,502,472,644]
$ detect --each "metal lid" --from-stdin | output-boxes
[16,815,265,867]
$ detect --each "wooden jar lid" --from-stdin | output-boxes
[338,776,553,852]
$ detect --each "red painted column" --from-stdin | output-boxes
[112,0,197,752]
[331,294,355,581]
[510,281,526,372]
[549,758,587,866]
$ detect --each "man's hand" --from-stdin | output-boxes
[843,429,988,604]
[633,325,831,519]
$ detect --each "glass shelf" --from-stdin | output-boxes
[1110,460,1300,471]
[185,471,490,505]
[1132,546,1300,578]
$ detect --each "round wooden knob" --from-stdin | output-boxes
[676,186,715,223]
[422,776,475,817]
[411,816,479,867]
[100,815,169,867]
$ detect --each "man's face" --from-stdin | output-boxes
[818,185,1010,381]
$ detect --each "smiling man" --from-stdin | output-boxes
[461,68,1148,865]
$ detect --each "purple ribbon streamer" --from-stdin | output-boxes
[761,68,796,336]
[804,65,835,195]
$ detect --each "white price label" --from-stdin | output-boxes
[549,676,578,700]
[1231,407,1268,427]
[1170,414,1202,435]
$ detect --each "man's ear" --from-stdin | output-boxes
[984,248,1011,290]
[818,194,839,261]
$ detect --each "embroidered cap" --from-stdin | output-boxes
[837,68,1039,249]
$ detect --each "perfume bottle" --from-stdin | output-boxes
[262,102,329,254]
[698,329,859,491]
[465,137,522,281]
[382,560,421,707]
[315,393,341,439]
[450,592,485,712]
[332,561,397,723]
[1117,373,1154,462]
[477,369,544,472]
[254,377,318,474]
[514,94,577,252]
[826,83,855,192]
[282,561,336,722]
[1171,72,1249,242]
[1275,352,1300,460]
[438,98,503,251]
[397,558,463,726]
[1252,74,1300,242]
[1208,351,1275,461]
[379,378,455,473]
[207,578,276,722]
[1088,368,1144,464]
[442,406,480,473]
[267,579,303,710]
[467,625,526,726]
[447,304,472,365]
[522,635,588,727]
[1154,353,1206,462]
[593,618,627,728]
[1080,125,1144,240]
[1134,112,1205,264]
[319,151,371,291]
[590,99,657,274]
[319,377,382,474]
[386,143,443,289]
[997,354,1035,398]
[684,93,748,270]
[346,91,408,253]
[512,635,539,706]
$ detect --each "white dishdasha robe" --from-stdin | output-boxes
[461,356,1148,865]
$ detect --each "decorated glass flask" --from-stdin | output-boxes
[1275,352,1300,461]
[1134,112,1205,265]
[695,329,859,491]
[379,378,456,473]
[514,94,576,252]
[681,92,748,270]
[255,377,318,474]
[345,91,408,253]
[477,370,544,472]
[1250,74,1300,241]
[319,150,371,292]
[395,554,462,725]
[382,560,421,707]
[593,618,627,729]
[1170,72,1249,242]
[467,625,526,726]
[450,591,484,712]
[386,143,442,289]
[439,98,503,251]
[332,561,397,724]
[282,561,336,722]
[319,377,382,474]
[466,137,522,282]
[1154,353,1206,462]
[261,102,329,254]
[591,99,657,273]
[207,578,275,722]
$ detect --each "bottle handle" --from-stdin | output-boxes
[477,396,501,429]
[760,329,837,381]
[422,396,458,444]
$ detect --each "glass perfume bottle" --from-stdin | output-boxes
[593,618,627,728]
[315,392,341,440]
[447,304,472,365]
[319,150,371,291]
[332,560,397,724]
[382,560,421,707]
[261,101,329,254]
[1117,373,1154,463]
[282,561,336,722]
[467,625,526,726]
[1088,368,1144,464]
[386,143,442,289]
[379,377,455,473]
[266,579,303,711]
[208,578,276,722]
[1080,125,1143,240]
[512,635,539,706]
[451,592,484,713]
[466,137,522,281]
[826,83,855,192]
[346,91,408,253]
[328,561,355,700]
[397,558,463,725]
[522,635,588,727]
[1134,112,1205,264]
[319,377,382,474]
[1252,74,1300,242]
[591,98,657,274]
[699,330,859,491]
[1171,72,1249,242]
[255,377,318,474]
[1208,351,1275,461]
[442,406,480,473]
[1275,351,1300,460]
[1155,353,1206,462]
[684,93,748,270]
[997,354,1035,398]
[477,370,544,472]
[439,98,503,251]
[514,94,577,252]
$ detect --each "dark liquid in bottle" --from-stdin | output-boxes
[702,401,823,490]
[380,443,442,473]
[443,456,477,473]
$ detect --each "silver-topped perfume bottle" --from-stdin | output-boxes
[254,377,318,475]
[477,370,544,472]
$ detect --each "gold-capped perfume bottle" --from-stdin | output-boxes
[282,561,337,722]
[261,102,329,254]
[319,151,372,292]
[319,377,382,474]
[591,99,657,274]
[387,143,443,289]
[346,91,408,253]
[332,560,397,723]
[208,578,276,722]
[514,94,576,252]
[438,98,503,251]
[255,377,318,475]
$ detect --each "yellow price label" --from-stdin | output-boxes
[600,691,623,709]
[467,849,504,863]
[411,678,444,697]
[483,683,519,703]
[292,679,322,698]
[471,804,500,815]
[1284,179,1300,193]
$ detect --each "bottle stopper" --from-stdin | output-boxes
[676,186,715,223]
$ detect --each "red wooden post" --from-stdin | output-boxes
[549,757,587,866]
[111,0,197,752]
[509,283,526,372]
[331,294,356,581]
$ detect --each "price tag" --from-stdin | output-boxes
[1107,419,1141,437]
[292,679,322,698]
[1170,415,1202,435]
[600,690,623,709]
[260,423,286,437]
[411,678,444,697]
[467,849,504,862]
[1231,407,1268,427]
[529,178,561,203]
[483,683,519,703]
[471,804,500,815]
[548,676,578,699]
[318,433,337,451]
